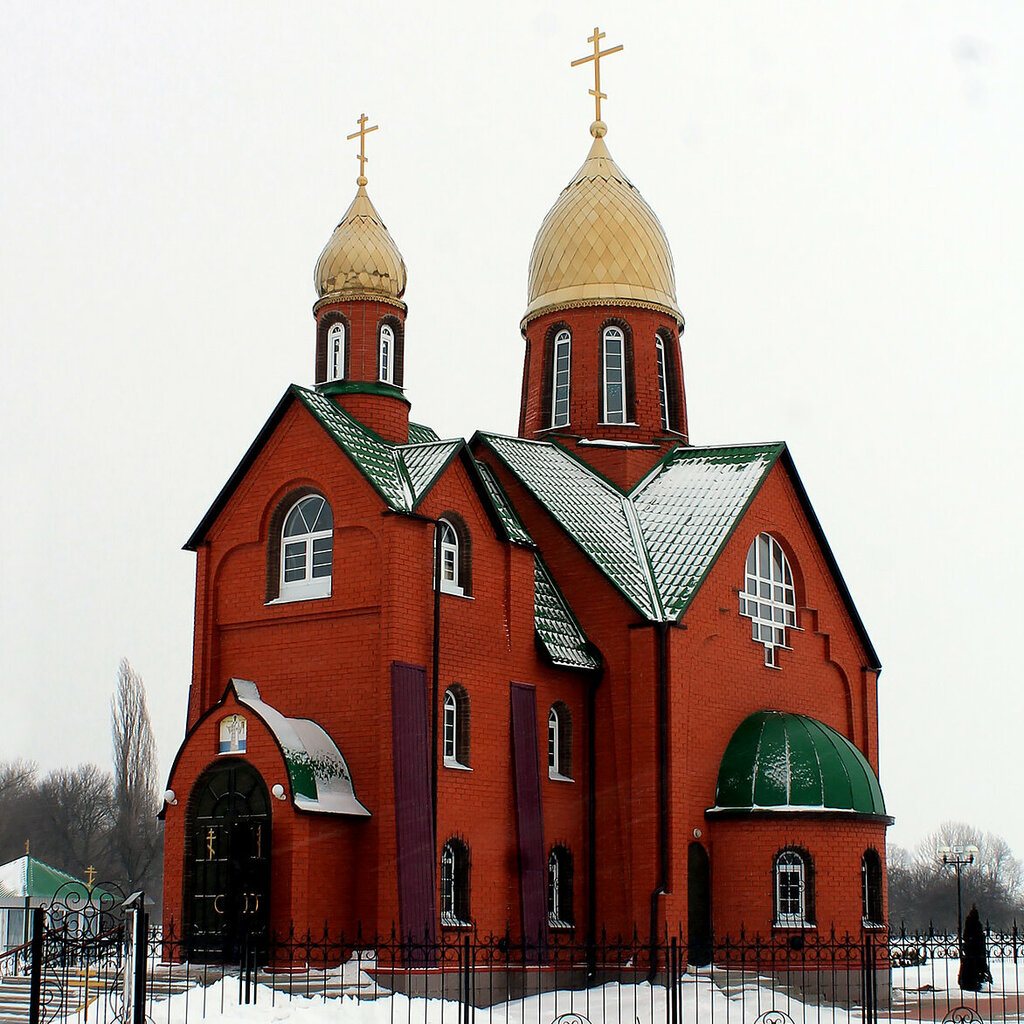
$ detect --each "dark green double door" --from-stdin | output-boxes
[187,760,271,962]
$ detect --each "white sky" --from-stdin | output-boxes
[2,1,1022,863]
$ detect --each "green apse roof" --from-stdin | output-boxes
[710,711,888,817]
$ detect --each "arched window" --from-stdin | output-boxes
[438,519,462,595]
[435,514,471,597]
[655,334,670,430]
[379,323,395,384]
[547,847,574,928]
[862,849,884,925]
[327,322,345,381]
[440,839,471,927]
[443,685,470,768]
[548,703,572,781]
[551,329,572,428]
[280,494,333,600]
[739,533,796,667]
[602,325,627,424]
[774,848,813,927]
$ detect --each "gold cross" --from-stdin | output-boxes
[85,865,97,891]
[571,27,623,128]
[206,827,217,860]
[346,113,379,187]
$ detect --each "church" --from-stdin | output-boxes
[161,32,890,964]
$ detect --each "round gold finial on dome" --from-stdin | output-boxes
[523,134,681,325]
[590,120,607,138]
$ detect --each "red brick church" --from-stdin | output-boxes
[161,47,890,962]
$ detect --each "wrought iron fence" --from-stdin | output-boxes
[9,914,1023,1024]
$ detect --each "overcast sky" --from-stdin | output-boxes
[2,1,1022,863]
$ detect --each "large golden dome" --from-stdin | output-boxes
[314,186,407,306]
[524,132,681,325]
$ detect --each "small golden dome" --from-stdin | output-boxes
[524,134,681,325]
[314,186,407,305]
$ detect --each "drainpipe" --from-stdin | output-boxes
[586,662,604,980]
[648,621,670,980]
[430,522,442,846]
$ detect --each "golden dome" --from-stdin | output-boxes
[314,186,407,306]
[524,133,681,325]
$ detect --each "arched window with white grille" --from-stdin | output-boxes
[739,533,796,666]
[279,494,333,600]
[551,329,571,427]
[774,848,813,927]
[379,323,395,383]
[327,323,345,381]
[440,839,471,927]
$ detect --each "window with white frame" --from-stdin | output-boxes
[774,849,812,927]
[547,847,574,928]
[551,329,571,427]
[602,326,627,424]
[438,519,463,595]
[327,322,345,381]
[379,323,394,383]
[440,839,471,927]
[655,334,670,430]
[739,533,796,667]
[443,686,469,768]
[548,703,572,780]
[280,494,333,600]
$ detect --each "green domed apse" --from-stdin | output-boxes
[711,711,887,817]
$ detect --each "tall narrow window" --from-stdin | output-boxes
[379,323,395,383]
[328,323,345,381]
[774,849,812,927]
[280,495,333,600]
[739,533,797,667]
[602,326,626,423]
[655,335,670,430]
[548,847,574,928]
[551,329,571,427]
[438,520,461,595]
[548,703,572,780]
[440,839,471,927]
[442,686,470,767]
[862,849,884,925]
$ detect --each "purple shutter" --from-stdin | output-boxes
[510,682,548,958]
[391,662,437,945]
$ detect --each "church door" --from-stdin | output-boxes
[687,841,712,967]
[186,760,271,963]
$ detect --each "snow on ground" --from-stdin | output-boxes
[145,976,858,1024]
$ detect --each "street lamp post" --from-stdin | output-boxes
[938,844,979,937]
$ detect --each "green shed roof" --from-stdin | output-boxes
[710,710,888,818]
[0,856,98,905]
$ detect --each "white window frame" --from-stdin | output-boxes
[443,688,470,769]
[739,533,796,667]
[278,495,333,602]
[548,706,572,781]
[655,334,670,430]
[379,323,395,383]
[547,848,573,928]
[327,322,345,381]
[775,850,809,927]
[601,326,627,424]
[438,519,464,596]
[551,329,571,428]
[440,840,470,928]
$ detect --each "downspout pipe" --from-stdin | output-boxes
[586,662,604,981]
[648,621,670,980]
[430,522,442,846]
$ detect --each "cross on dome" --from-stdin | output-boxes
[347,113,379,187]
[570,26,623,137]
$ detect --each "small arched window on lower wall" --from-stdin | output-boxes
[862,848,884,926]
[774,847,814,927]
[440,838,471,928]
[547,846,574,928]
[442,684,470,769]
[436,513,472,597]
[548,702,573,781]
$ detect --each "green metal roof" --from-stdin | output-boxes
[475,461,534,547]
[0,856,98,905]
[476,434,781,622]
[710,710,887,817]
[408,421,440,445]
[533,556,600,671]
[231,679,370,816]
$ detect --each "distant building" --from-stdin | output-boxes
[162,72,889,962]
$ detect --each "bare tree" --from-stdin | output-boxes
[110,659,162,893]
[36,765,115,877]
[0,760,39,863]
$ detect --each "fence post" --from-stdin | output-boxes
[862,932,877,1024]
[669,936,678,1024]
[28,907,44,1024]
[461,934,472,1024]
[132,903,148,1024]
